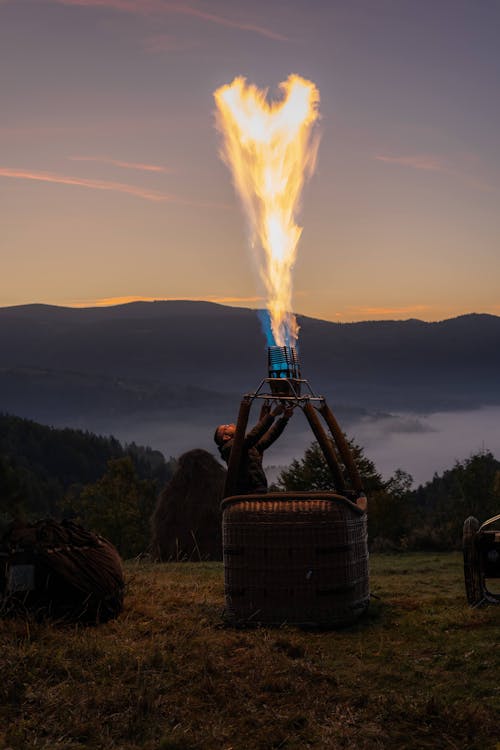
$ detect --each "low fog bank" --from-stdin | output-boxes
[349,406,500,485]
[271,407,500,486]
[80,405,500,489]
[87,407,328,465]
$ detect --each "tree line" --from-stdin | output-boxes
[0,413,176,556]
[1,413,499,558]
[277,440,500,550]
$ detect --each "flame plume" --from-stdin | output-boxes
[214,75,320,347]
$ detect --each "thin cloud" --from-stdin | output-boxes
[168,3,288,41]
[374,154,450,173]
[208,295,264,304]
[375,153,496,192]
[67,296,161,308]
[66,294,264,307]
[0,166,227,208]
[69,155,171,173]
[53,0,288,41]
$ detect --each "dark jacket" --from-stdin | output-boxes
[219,413,289,494]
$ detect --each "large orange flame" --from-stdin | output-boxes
[214,74,320,346]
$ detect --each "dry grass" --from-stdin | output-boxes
[1,553,499,750]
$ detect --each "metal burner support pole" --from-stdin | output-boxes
[303,400,346,493]
[319,401,364,494]
[223,396,251,498]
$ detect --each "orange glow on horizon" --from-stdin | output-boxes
[64,294,266,308]
[347,304,431,317]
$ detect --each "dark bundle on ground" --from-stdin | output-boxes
[0,519,124,623]
[151,449,226,561]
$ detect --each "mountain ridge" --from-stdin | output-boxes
[0,301,498,427]
[1,299,498,326]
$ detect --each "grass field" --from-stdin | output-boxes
[1,553,499,750]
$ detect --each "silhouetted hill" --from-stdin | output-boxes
[0,302,499,425]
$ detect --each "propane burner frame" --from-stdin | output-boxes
[223,346,366,505]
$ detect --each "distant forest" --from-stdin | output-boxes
[1,413,499,558]
[0,414,176,556]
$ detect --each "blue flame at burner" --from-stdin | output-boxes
[257,309,276,347]
[257,309,298,351]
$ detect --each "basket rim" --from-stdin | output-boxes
[221,491,365,515]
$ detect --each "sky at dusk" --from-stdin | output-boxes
[2,0,499,322]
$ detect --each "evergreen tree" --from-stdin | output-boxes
[67,457,157,559]
[277,439,385,494]
[278,440,413,548]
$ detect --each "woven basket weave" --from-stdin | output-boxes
[222,492,369,627]
[0,520,124,623]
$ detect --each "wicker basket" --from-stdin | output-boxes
[0,520,124,623]
[222,492,369,627]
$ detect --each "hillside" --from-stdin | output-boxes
[1,554,498,750]
[0,413,173,519]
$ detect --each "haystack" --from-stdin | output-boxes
[0,519,124,623]
[151,449,226,561]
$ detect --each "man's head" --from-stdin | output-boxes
[214,424,236,446]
